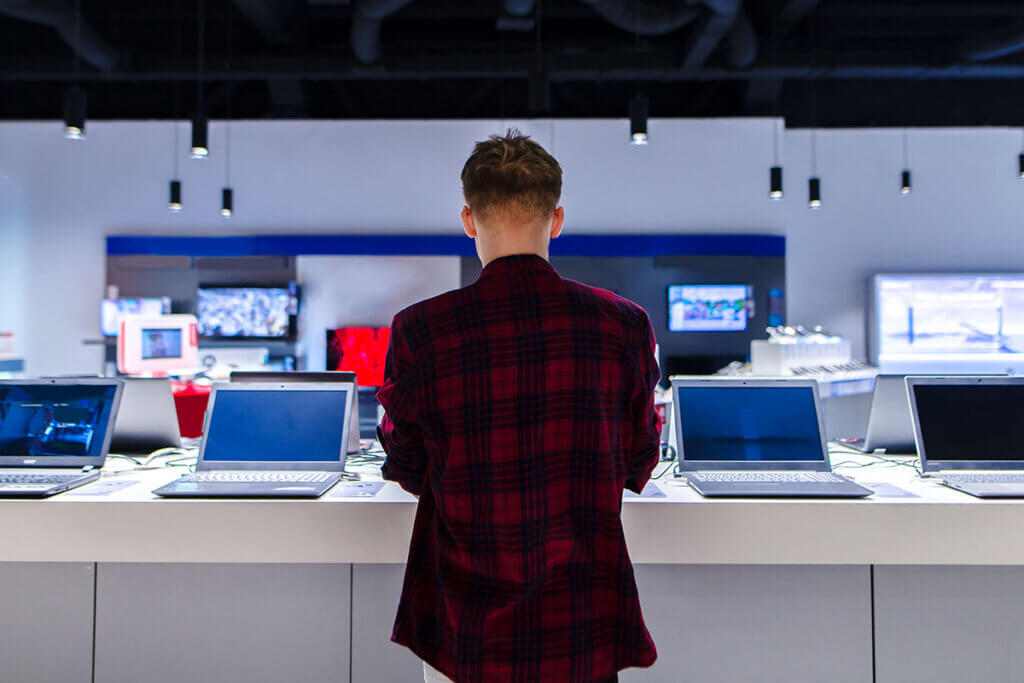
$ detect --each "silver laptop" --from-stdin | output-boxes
[46,376,182,454]
[673,377,873,498]
[851,375,917,454]
[908,376,1024,498]
[152,382,351,498]
[229,370,361,454]
[0,379,124,497]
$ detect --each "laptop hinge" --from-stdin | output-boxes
[81,466,95,473]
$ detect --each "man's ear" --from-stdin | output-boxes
[461,206,477,238]
[550,206,565,240]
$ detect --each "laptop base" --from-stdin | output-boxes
[0,471,101,498]
[940,481,1024,499]
[153,476,341,499]
[688,479,873,498]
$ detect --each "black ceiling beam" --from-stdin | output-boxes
[8,53,1024,82]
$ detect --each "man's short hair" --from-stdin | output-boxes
[460,129,562,223]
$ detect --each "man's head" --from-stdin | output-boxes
[460,129,565,265]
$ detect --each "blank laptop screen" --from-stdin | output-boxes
[0,384,118,459]
[913,383,1024,462]
[203,389,348,463]
[676,385,825,462]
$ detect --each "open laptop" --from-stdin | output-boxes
[152,382,351,498]
[908,376,1024,498]
[672,377,873,498]
[848,375,917,454]
[229,370,361,453]
[46,376,182,454]
[0,379,124,497]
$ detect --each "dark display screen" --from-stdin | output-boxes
[913,383,1024,461]
[0,384,118,458]
[142,328,182,359]
[203,389,348,462]
[676,385,825,462]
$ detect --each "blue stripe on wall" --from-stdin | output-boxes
[107,234,785,258]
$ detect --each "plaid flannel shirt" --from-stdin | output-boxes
[378,254,661,682]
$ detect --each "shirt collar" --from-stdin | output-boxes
[477,254,557,281]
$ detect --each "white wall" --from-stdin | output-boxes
[0,118,1021,374]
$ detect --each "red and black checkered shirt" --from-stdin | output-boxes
[378,254,661,682]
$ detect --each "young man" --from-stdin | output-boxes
[377,130,661,683]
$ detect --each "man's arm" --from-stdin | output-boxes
[624,312,662,494]
[376,313,428,497]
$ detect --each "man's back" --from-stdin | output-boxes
[378,254,661,682]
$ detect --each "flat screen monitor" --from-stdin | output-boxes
[668,285,750,332]
[101,298,170,336]
[674,382,826,464]
[0,382,120,460]
[909,378,1024,469]
[141,328,182,359]
[197,284,298,340]
[871,274,1024,374]
[200,387,349,464]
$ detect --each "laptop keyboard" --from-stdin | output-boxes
[0,473,83,485]
[689,471,846,483]
[187,471,334,483]
[943,473,1024,484]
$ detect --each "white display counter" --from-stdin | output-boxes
[1,453,1021,683]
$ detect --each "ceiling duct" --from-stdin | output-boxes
[350,0,416,64]
[962,21,1024,62]
[0,0,119,70]
[504,0,535,17]
[579,0,700,36]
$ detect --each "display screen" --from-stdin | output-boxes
[197,286,294,339]
[668,285,750,332]
[912,383,1024,462]
[101,298,168,336]
[874,275,1024,370]
[0,384,118,459]
[675,385,825,462]
[141,328,182,359]
[202,389,348,462]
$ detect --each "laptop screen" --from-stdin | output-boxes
[912,383,1024,462]
[676,385,825,462]
[202,389,349,463]
[0,383,119,459]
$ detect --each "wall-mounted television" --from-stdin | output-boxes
[326,327,390,387]
[197,283,299,340]
[870,274,1024,374]
[667,285,752,332]
[100,297,170,336]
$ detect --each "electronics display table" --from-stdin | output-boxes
[1,456,1021,683]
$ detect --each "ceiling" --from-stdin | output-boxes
[3,0,1024,127]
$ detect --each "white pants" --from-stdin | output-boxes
[423,661,455,682]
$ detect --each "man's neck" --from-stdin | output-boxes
[479,244,549,268]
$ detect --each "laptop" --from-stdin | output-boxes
[152,382,351,498]
[849,375,917,454]
[52,377,182,454]
[672,377,873,498]
[0,379,124,497]
[908,376,1024,498]
[229,371,361,453]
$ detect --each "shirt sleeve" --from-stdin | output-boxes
[376,312,428,496]
[624,311,662,494]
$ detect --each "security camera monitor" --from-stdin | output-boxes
[197,284,298,340]
[668,285,751,332]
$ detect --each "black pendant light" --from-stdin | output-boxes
[190,0,209,159]
[770,120,784,199]
[808,129,821,209]
[169,123,182,212]
[63,0,86,140]
[629,93,648,145]
[900,129,912,195]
